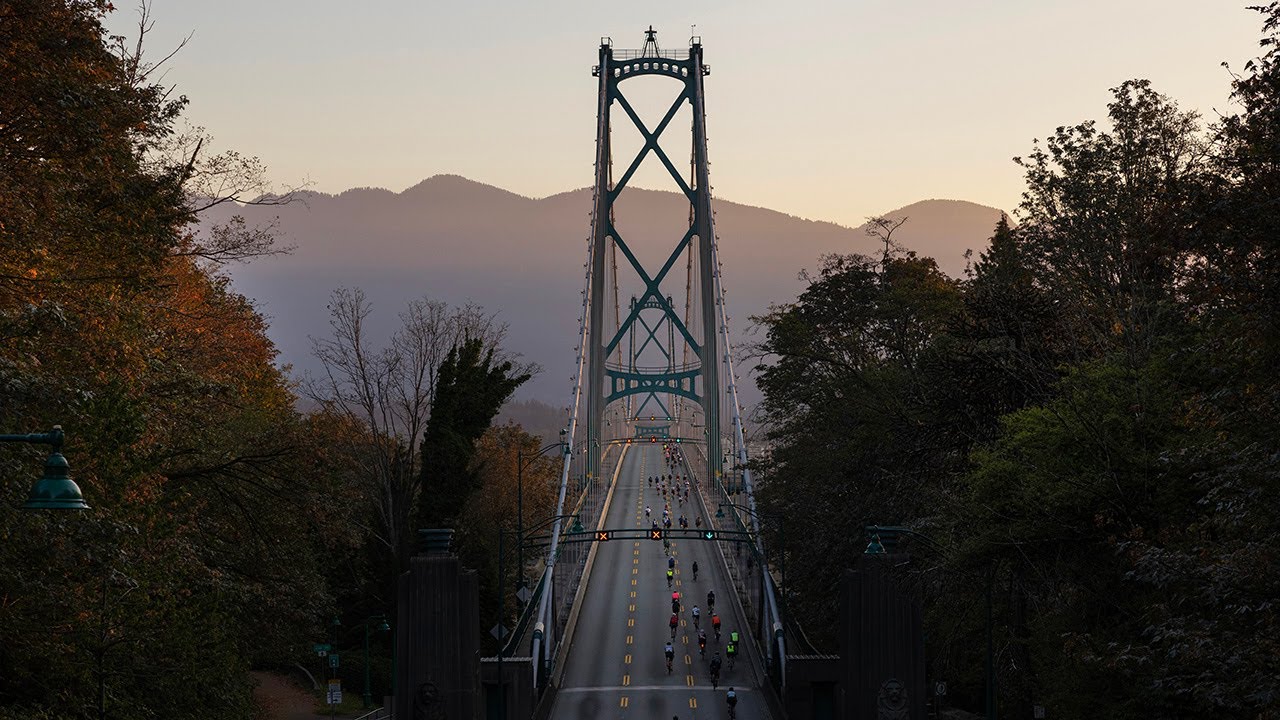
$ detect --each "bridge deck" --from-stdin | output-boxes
[550,442,772,719]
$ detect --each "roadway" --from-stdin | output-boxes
[551,442,769,720]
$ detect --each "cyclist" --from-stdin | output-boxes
[668,555,675,570]
[709,652,722,689]
[726,639,737,669]
[729,629,740,646]
[707,589,716,610]
[664,640,675,674]
[671,596,680,615]
[666,568,674,587]
[726,687,738,719]
[692,561,699,580]
[691,605,700,628]
[712,613,721,640]
[697,628,707,656]
[669,612,679,637]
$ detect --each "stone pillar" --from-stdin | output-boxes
[840,553,926,720]
[395,529,480,720]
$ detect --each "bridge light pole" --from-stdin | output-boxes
[361,614,389,709]
[717,502,786,622]
[1,425,90,510]
[518,430,568,593]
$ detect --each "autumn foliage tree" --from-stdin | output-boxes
[0,2,347,717]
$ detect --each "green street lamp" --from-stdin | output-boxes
[1,425,89,510]
[864,534,886,554]
[362,614,390,709]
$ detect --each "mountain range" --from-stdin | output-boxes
[208,175,1005,408]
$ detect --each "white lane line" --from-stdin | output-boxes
[558,685,753,694]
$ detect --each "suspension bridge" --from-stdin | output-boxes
[518,27,786,719]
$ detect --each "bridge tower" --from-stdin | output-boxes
[585,27,722,485]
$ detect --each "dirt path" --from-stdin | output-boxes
[252,671,325,720]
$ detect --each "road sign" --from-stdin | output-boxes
[490,623,509,641]
[313,643,331,657]
[650,529,663,541]
[703,531,716,540]
[935,681,947,696]
[595,530,611,541]
[515,586,532,605]
[329,653,339,669]
[327,680,342,705]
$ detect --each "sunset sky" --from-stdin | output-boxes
[110,1,1261,227]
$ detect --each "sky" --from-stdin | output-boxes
[108,1,1263,229]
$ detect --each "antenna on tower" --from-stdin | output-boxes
[641,25,660,57]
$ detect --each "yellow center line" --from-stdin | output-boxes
[622,674,630,686]
[620,696,629,708]
[689,697,697,708]
[625,654,631,664]
[627,635,633,644]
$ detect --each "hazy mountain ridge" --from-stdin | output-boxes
[211,176,1003,404]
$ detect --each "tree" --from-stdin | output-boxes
[417,337,532,529]
[306,289,521,583]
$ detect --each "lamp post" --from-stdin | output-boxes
[517,430,568,593]
[362,614,389,709]
[329,615,340,718]
[496,513,583,719]
[0,425,89,509]
[717,502,786,619]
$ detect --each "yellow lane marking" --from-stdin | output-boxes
[631,579,636,586]
[689,697,697,708]
[625,654,631,664]
[620,696,629,708]
[627,635,633,644]
[622,674,630,686]
[630,591,636,598]
[632,568,638,575]
[628,618,634,627]
[629,604,636,611]
[686,674,694,686]
[685,654,692,665]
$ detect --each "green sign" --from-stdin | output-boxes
[329,653,339,669]
[313,643,331,656]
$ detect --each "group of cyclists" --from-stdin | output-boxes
[649,445,738,717]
